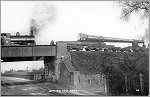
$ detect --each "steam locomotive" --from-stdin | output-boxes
[78,33,144,44]
[1,31,36,45]
[75,33,147,52]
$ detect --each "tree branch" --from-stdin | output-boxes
[118,1,149,21]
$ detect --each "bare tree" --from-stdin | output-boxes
[116,1,149,46]
[117,1,149,21]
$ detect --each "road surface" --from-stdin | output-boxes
[1,77,96,96]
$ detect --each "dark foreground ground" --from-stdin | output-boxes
[1,77,100,96]
[2,77,143,96]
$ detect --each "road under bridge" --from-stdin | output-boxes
[1,41,99,85]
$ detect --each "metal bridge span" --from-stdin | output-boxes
[1,45,56,62]
[1,41,101,62]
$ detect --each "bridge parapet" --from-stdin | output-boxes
[1,45,56,58]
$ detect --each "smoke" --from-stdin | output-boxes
[2,1,147,46]
[29,3,57,36]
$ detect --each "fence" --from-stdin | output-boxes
[106,73,149,96]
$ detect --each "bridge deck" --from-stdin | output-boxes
[1,45,56,58]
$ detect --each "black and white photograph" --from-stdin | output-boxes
[1,1,149,96]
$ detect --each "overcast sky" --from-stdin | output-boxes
[1,1,148,45]
[1,1,148,71]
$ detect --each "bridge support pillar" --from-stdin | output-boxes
[55,42,68,81]
[55,42,79,86]
[44,56,55,82]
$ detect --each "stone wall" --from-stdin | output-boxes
[58,62,71,86]
[43,41,148,95]
[77,74,106,93]
[44,56,56,82]
[54,42,76,85]
[54,42,108,94]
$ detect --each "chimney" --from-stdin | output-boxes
[30,30,34,36]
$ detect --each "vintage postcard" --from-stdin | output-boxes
[1,1,149,96]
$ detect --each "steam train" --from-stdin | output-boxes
[74,33,147,52]
[77,33,144,46]
[78,33,144,43]
[1,31,36,45]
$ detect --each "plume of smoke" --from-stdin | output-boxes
[30,19,39,35]
[30,3,57,36]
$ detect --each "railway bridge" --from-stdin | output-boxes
[1,41,100,86]
[1,44,56,82]
[1,33,148,95]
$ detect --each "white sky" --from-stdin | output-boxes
[1,1,148,45]
[1,1,148,71]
